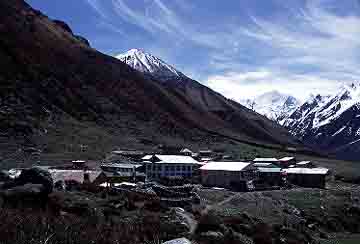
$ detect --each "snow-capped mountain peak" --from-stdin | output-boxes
[283,81,360,160]
[116,49,184,79]
[243,91,301,124]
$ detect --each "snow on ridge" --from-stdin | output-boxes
[116,49,183,78]
[243,91,301,123]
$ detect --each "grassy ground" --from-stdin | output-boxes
[197,182,360,244]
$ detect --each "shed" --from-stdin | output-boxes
[200,161,258,191]
[283,168,329,188]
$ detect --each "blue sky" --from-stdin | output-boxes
[26,0,360,101]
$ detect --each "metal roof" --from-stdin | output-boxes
[142,155,153,160]
[200,161,251,172]
[100,163,142,169]
[253,158,279,162]
[153,155,199,164]
[296,161,311,165]
[253,162,276,167]
[111,150,144,155]
[279,157,295,161]
[283,168,329,175]
[258,167,282,173]
[49,170,102,183]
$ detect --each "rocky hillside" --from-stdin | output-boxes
[0,0,302,166]
[117,49,300,144]
[284,83,360,160]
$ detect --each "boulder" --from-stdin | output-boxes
[15,167,53,194]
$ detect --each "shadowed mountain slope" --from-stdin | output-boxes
[0,0,302,166]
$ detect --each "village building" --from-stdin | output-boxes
[142,155,200,181]
[99,163,145,184]
[100,163,143,173]
[283,168,329,188]
[49,169,103,189]
[252,162,282,186]
[180,148,193,156]
[277,157,297,168]
[200,161,258,191]
[257,167,283,186]
[253,158,280,164]
[71,160,87,168]
[96,170,146,186]
[296,161,315,168]
[253,162,278,168]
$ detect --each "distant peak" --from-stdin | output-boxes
[116,48,184,79]
[128,48,146,54]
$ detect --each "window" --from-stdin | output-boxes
[165,165,169,171]
[188,166,191,171]
[182,165,186,171]
[176,165,181,171]
[84,173,90,181]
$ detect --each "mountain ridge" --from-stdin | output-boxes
[284,82,360,160]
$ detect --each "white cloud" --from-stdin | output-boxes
[206,0,360,100]
[205,70,342,102]
[83,0,360,102]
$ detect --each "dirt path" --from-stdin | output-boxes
[202,192,245,214]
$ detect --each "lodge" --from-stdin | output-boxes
[142,155,201,180]
[283,167,329,188]
[200,161,258,191]
[277,157,296,168]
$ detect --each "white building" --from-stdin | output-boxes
[200,161,258,190]
[282,168,329,188]
[142,155,200,180]
[253,158,279,163]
